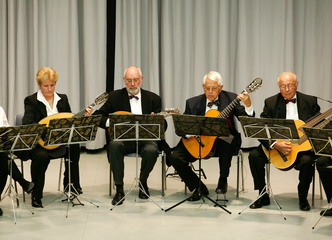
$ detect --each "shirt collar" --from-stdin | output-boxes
[37,90,61,110]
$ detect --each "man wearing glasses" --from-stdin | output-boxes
[94,65,163,205]
[248,72,320,211]
[169,71,254,201]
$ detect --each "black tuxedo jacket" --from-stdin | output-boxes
[22,92,72,124]
[94,88,162,129]
[21,92,72,158]
[183,90,252,154]
[260,91,320,148]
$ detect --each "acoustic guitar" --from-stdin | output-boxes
[182,78,263,159]
[262,107,332,170]
[113,108,180,117]
[107,108,180,135]
[38,92,109,150]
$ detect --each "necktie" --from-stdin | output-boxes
[207,100,220,108]
[129,95,139,100]
[284,98,296,104]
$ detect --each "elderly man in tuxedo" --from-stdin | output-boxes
[248,72,320,211]
[94,65,165,206]
[169,71,254,201]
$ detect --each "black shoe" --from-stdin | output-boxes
[215,178,228,194]
[22,181,34,194]
[250,195,270,209]
[320,208,332,216]
[112,192,125,206]
[32,198,43,208]
[188,185,209,202]
[75,187,83,195]
[299,199,310,211]
[138,184,150,199]
[188,189,201,202]
[0,208,3,216]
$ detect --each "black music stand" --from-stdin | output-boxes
[108,113,165,211]
[0,124,46,223]
[44,115,101,217]
[164,114,231,213]
[238,116,300,220]
[302,127,332,229]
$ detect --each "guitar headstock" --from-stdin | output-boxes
[94,92,109,105]
[245,78,263,93]
[159,108,180,117]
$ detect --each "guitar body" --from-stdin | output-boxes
[37,92,109,150]
[262,119,312,171]
[182,109,220,159]
[38,112,75,150]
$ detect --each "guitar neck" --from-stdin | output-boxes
[304,106,332,128]
[73,103,96,117]
[218,97,241,118]
[298,107,332,144]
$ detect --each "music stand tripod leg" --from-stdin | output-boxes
[110,141,164,211]
[238,162,286,220]
[165,143,231,214]
[312,201,332,229]
[2,153,34,223]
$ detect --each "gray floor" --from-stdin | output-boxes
[0,149,331,240]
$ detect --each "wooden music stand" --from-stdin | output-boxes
[44,115,101,217]
[302,127,332,229]
[164,114,231,213]
[108,113,165,211]
[0,124,46,223]
[238,116,300,220]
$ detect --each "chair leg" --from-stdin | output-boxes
[20,160,26,203]
[312,166,316,206]
[161,151,166,197]
[58,158,63,191]
[14,181,20,207]
[236,150,245,199]
[109,163,113,196]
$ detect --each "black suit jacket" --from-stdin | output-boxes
[183,90,252,154]
[21,92,72,158]
[260,91,320,148]
[94,88,162,128]
[22,92,72,124]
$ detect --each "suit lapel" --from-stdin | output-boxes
[218,91,230,112]
[120,88,131,112]
[38,100,48,118]
[197,95,207,115]
[275,94,287,118]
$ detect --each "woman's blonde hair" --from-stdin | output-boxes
[36,67,58,85]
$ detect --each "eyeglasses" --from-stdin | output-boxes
[124,78,141,84]
[279,84,296,90]
[204,86,220,92]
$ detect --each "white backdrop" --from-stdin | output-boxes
[1,0,331,149]
[0,0,107,149]
[114,0,332,147]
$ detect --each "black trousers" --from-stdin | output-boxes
[249,146,315,201]
[0,152,25,195]
[169,140,233,192]
[316,156,332,202]
[26,144,81,200]
[107,140,159,187]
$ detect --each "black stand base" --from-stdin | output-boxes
[61,184,84,207]
[215,194,228,207]
[164,192,232,214]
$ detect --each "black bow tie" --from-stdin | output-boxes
[129,95,139,100]
[207,100,220,108]
[284,98,296,104]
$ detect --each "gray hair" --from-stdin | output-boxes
[203,71,223,86]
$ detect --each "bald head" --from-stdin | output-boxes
[123,65,144,95]
[277,72,298,100]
